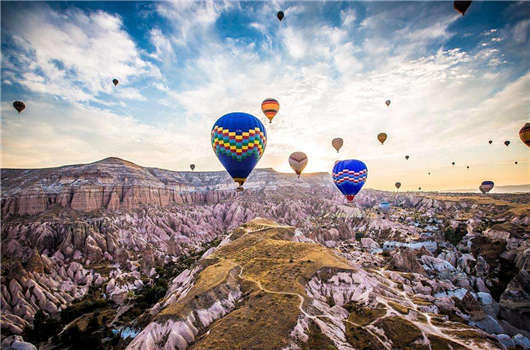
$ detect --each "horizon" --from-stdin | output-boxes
[1,1,529,191]
[2,155,529,193]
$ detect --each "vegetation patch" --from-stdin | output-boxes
[301,321,338,350]
[428,334,468,350]
[376,316,423,349]
[344,303,386,326]
[388,301,409,315]
[345,322,387,350]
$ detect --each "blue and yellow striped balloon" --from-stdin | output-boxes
[211,112,267,189]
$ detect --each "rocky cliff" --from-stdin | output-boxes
[1,157,332,217]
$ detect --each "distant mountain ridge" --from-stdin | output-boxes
[446,184,530,194]
[1,157,333,216]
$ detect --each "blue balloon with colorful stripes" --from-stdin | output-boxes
[332,159,368,201]
[211,112,267,190]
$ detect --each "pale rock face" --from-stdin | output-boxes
[127,268,242,350]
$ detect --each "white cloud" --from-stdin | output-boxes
[2,5,157,103]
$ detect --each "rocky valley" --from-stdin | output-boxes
[1,158,529,350]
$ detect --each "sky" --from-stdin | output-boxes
[1,0,529,191]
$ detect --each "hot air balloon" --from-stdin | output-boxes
[452,162,455,166]
[504,140,510,147]
[418,187,422,191]
[113,79,119,86]
[519,123,530,147]
[379,202,390,213]
[405,155,409,160]
[277,11,284,21]
[395,182,401,190]
[466,165,469,169]
[515,161,518,165]
[289,152,308,178]
[428,172,431,175]
[190,164,195,171]
[12,101,25,113]
[261,98,279,123]
[385,100,391,107]
[489,140,493,144]
[332,160,367,201]
[332,138,343,153]
[377,133,387,145]
[480,180,494,193]
[454,1,472,15]
[211,112,267,190]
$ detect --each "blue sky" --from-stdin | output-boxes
[1,1,529,191]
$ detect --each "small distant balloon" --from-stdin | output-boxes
[519,123,530,147]
[13,101,25,113]
[190,164,195,171]
[480,180,494,193]
[466,165,469,169]
[454,1,472,15]
[377,133,387,145]
[332,138,343,153]
[515,161,518,165]
[113,79,119,86]
[261,98,279,124]
[405,155,409,160]
[418,187,422,191]
[452,162,455,166]
[385,100,391,107]
[428,172,431,176]
[395,182,401,190]
[277,11,284,21]
[288,152,308,178]
[504,140,510,147]
[488,140,493,144]
[332,159,367,202]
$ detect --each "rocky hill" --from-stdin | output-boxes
[1,157,331,217]
[127,218,504,350]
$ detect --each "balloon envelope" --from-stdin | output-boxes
[289,152,308,177]
[480,180,494,193]
[405,155,409,160]
[211,112,267,188]
[13,101,25,113]
[454,1,472,15]
[113,79,118,86]
[377,133,387,145]
[395,182,401,189]
[190,164,195,171]
[504,140,510,146]
[277,11,284,21]
[519,123,530,147]
[261,98,279,123]
[385,100,391,107]
[332,160,367,201]
[332,138,343,152]
[489,140,493,144]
